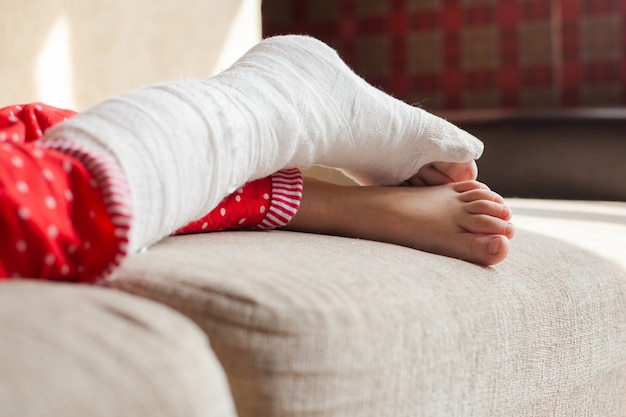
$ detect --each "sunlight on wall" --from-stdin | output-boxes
[28,1,260,108]
[36,17,75,109]
[213,0,262,74]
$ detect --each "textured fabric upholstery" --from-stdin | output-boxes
[112,199,626,417]
[263,0,626,111]
[0,281,236,417]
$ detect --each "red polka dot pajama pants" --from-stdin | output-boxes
[0,103,302,283]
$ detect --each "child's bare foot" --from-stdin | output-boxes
[286,177,514,266]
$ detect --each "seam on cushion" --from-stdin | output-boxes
[41,139,132,284]
[255,168,303,230]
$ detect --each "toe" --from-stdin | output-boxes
[466,234,510,266]
[466,199,511,220]
[458,187,504,204]
[462,213,514,238]
[433,161,478,182]
[408,164,454,186]
[452,180,490,193]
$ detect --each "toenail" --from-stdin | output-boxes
[489,237,501,256]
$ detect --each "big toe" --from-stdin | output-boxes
[465,234,510,266]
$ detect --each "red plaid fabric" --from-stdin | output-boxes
[263,0,626,111]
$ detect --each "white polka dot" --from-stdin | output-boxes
[263,193,270,200]
[11,133,19,142]
[115,254,125,264]
[235,195,241,202]
[32,148,44,158]
[238,218,246,225]
[16,181,28,193]
[64,189,73,201]
[36,129,43,137]
[60,265,70,276]
[16,240,27,252]
[202,222,209,229]
[8,113,18,123]
[84,241,91,250]
[67,244,77,254]
[44,253,55,265]
[15,105,22,111]
[260,205,266,214]
[11,156,23,168]
[63,161,73,173]
[237,187,244,194]
[45,196,57,210]
[0,132,6,141]
[89,211,96,219]
[47,225,59,238]
[35,105,42,111]
[42,168,54,180]
[220,208,226,216]
[17,206,30,220]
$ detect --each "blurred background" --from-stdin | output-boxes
[262,0,626,199]
[0,0,262,110]
[263,0,626,113]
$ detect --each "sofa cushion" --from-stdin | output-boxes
[113,199,626,417]
[0,281,236,417]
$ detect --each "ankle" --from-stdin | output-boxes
[285,177,359,236]
[285,177,395,243]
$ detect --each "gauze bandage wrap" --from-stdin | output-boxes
[45,35,483,252]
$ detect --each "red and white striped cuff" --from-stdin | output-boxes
[42,139,133,283]
[255,168,303,230]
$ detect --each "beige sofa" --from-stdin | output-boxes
[2,195,626,416]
